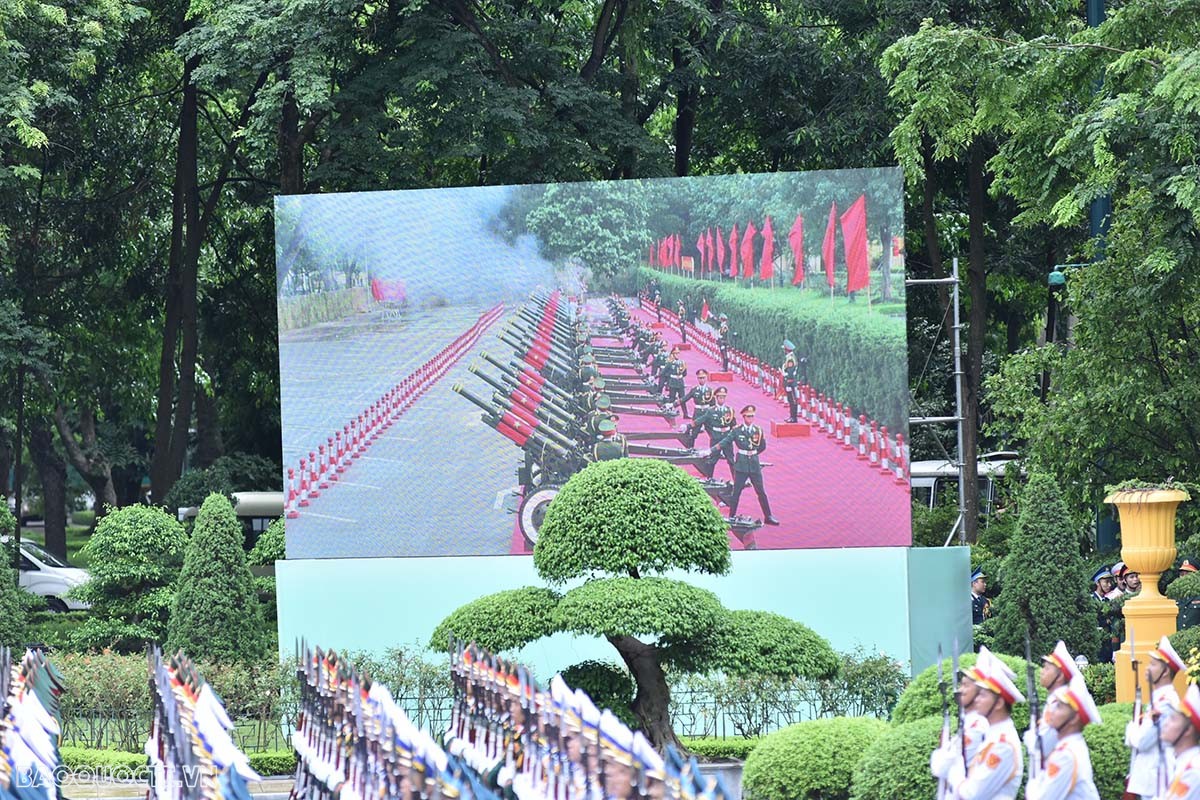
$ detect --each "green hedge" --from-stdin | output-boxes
[249,750,298,776]
[1086,703,1132,800]
[891,651,1045,732]
[743,716,888,800]
[59,748,297,778]
[637,269,907,429]
[849,716,940,800]
[680,737,762,760]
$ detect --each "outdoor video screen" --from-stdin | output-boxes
[276,169,911,559]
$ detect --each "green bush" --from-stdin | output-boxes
[249,750,297,776]
[849,716,941,800]
[1168,570,1200,601]
[681,737,762,760]
[637,268,907,429]
[1170,625,1200,671]
[249,517,285,565]
[912,501,959,548]
[168,494,268,661]
[25,611,89,651]
[70,510,96,527]
[1083,662,1116,705]
[1086,702,1133,800]
[561,661,638,730]
[59,746,149,779]
[988,473,1101,660]
[0,537,29,647]
[71,504,187,652]
[743,717,888,800]
[891,651,1045,731]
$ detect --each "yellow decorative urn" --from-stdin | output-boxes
[1108,488,1191,702]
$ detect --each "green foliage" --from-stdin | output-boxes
[0,540,29,647]
[59,747,149,779]
[680,737,762,761]
[249,751,298,777]
[703,610,840,681]
[71,504,187,652]
[167,494,268,662]
[743,717,888,800]
[560,661,637,729]
[523,183,653,279]
[813,648,910,720]
[1083,663,1116,706]
[535,458,730,584]
[911,501,960,548]
[70,510,96,527]
[1167,571,1200,600]
[849,716,942,800]
[0,505,15,539]
[162,454,282,514]
[25,611,88,651]
[637,269,907,430]
[1086,703,1133,800]
[987,473,1101,660]
[891,652,1045,731]
[555,578,724,641]
[1170,625,1200,673]
[248,517,286,566]
[430,588,562,653]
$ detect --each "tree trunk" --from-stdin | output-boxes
[0,432,12,498]
[921,141,950,333]
[608,635,680,752]
[27,422,68,560]
[53,404,118,514]
[193,386,224,469]
[615,1,639,179]
[279,77,304,195]
[962,142,989,544]
[672,46,697,178]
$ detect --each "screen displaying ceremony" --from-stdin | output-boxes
[275,168,911,559]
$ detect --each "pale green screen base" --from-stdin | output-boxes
[277,547,970,676]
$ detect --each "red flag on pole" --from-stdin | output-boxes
[823,202,838,289]
[789,214,805,285]
[729,224,740,277]
[701,299,711,321]
[760,215,775,281]
[697,232,706,270]
[716,228,726,273]
[840,195,870,294]
[706,229,716,272]
[741,220,757,278]
[676,234,683,267]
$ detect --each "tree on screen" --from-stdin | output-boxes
[431,457,838,751]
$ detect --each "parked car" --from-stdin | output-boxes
[1,536,91,613]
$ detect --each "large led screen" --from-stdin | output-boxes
[276,169,910,559]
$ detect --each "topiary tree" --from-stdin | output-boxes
[248,517,285,566]
[167,494,267,662]
[743,716,888,800]
[431,459,840,750]
[891,651,1045,732]
[71,504,188,652]
[987,473,1100,660]
[560,661,638,730]
[849,716,941,800]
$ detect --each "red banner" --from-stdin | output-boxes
[789,214,804,285]
[760,215,774,281]
[729,224,739,277]
[741,220,756,279]
[840,195,869,294]
[716,228,725,273]
[823,202,838,289]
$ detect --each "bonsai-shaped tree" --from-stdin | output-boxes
[987,472,1101,659]
[431,458,839,749]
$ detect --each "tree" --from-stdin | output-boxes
[431,458,839,750]
[168,493,268,662]
[986,472,1100,659]
[71,504,188,652]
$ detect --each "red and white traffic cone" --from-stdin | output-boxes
[869,422,880,466]
[318,445,331,489]
[857,415,869,459]
[879,426,891,475]
[337,428,349,473]
[895,433,908,484]
[834,403,845,442]
[297,459,311,507]
[308,451,321,498]
[327,436,339,481]
[842,407,855,450]
[287,468,300,518]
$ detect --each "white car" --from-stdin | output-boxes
[2,537,91,612]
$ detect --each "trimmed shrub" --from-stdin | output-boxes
[681,737,762,760]
[1086,702,1133,800]
[988,473,1101,661]
[849,716,941,800]
[1170,625,1200,676]
[249,750,297,776]
[71,504,187,652]
[430,587,562,653]
[636,268,907,429]
[59,747,149,779]
[743,716,888,800]
[249,517,285,565]
[892,651,1045,731]
[560,660,637,730]
[167,493,268,661]
[1083,662,1116,705]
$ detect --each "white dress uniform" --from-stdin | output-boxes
[1026,733,1100,800]
[1128,685,1181,796]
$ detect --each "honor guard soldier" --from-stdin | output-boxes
[932,646,1006,787]
[593,419,627,461]
[1026,641,1082,764]
[782,340,800,423]
[585,395,615,443]
[1025,675,1102,800]
[578,354,599,388]
[1127,635,1186,799]
[663,349,688,408]
[649,340,669,382]
[697,386,737,476]
[972,569,992,625]
[677,299,688,343]
[713,405,779,525]
[1161,684,1200,800]
[937,654,1026,800]
[681,369,715,425]
[717,314,732,371]
[654,289,663,322]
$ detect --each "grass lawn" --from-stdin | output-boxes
[19,525,94,568]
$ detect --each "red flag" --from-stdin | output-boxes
[789,214,805,285]
[823,202,838,288]
[675,234,683,267]
[741,220,757,278]
[706,229,716,272]
[649,243,655,267]
[716,228,726,273]
[371,278,406,303]
[760,215,775,281]
[701,299,710,321]
[728,225,739,277]
[658,238,666,268]
[840,195,870,294]
[696,233,706,271]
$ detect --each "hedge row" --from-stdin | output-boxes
[636,269,907,429]
[744,717,888,800]
[278,286,369,331]
[59,747,297,778]
[680,737,762,760]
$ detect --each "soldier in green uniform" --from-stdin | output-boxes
[578,353,600,389]
[680,369,715,423]
[653,289,663,322]
[583,394,615,444]
[714,405,779,525]
[696,386,736,477]
[782,339,800,423]
[593,419,627,461]
[648,340,669,383]
[663,348,688,407]
[677,298,688,343]
[717,314,732,371]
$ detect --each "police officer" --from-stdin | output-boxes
[593,419,627,461]
[1161,684,1200,800]
[680,369,715,425]
[1091,567,1117,663]
[782,340,800,423]
[714,405,779,525]
[717,314,731,371]
[1025,675,1102,800]
[697,386,736,476]
[972,568,991,625]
